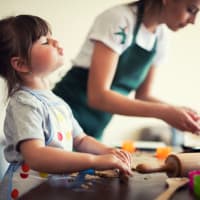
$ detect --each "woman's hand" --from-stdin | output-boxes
[162,105,200,134]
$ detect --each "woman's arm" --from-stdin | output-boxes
[135,66,200,132]
[87,41,200,133]
[87,41,166,116]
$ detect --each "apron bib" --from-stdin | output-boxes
[53,4,157,139]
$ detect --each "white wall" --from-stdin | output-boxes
[1,0,200,144]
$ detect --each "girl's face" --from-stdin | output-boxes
[163,0,200,31]
[30,34,64,76]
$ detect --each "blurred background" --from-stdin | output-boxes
[1,0,200,165]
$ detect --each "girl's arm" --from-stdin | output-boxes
[74,134,115,154]
[87,41,200,133]
[74,134,132,169]
[19,139,132,175]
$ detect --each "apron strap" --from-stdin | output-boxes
[21,87,54,145]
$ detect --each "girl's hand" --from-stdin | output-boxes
[100,147,132,176]
[104,147,132,170]
[163,105,200,134]
[92,154,132,176]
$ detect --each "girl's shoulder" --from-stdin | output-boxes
[8,89,43,110]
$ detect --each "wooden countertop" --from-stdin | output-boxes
[19,152,195,200]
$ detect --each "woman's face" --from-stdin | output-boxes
[163,0,200,31]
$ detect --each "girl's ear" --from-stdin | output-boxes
[10,57,30,73]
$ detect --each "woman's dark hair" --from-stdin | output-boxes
[129,0,163,15]
[0,15,51,97]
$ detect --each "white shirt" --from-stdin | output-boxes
[72,4,169,68]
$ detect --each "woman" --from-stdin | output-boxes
[54,0,200,139]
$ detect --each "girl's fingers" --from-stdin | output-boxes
[106,148,132,171]
[119,162,133,176]
[114,149,132,169]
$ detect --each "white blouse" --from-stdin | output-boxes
[72,4,169,68]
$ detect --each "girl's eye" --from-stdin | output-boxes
[39,37,49,45]
[187,6,198,15]
[41,40,49,45]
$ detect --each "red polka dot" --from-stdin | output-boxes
[11,189,19,199]
[57,132,63,141]
[20,173,29,179]
[21,163,30,172]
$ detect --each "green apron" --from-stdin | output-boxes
[53,5,157,139]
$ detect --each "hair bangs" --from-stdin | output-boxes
[15,15,51,42]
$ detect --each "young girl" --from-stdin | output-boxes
[54,0,200,139]
[0,15,132,199]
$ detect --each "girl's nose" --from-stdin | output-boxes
[49,38,59,47]
[52,39,59,47]
[188,15,196,25]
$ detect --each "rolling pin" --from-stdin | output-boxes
[136,153,200,177]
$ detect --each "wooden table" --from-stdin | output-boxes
[19,151,196,200]
[19,172,195,200]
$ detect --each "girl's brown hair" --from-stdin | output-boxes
[0,15,51,97]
